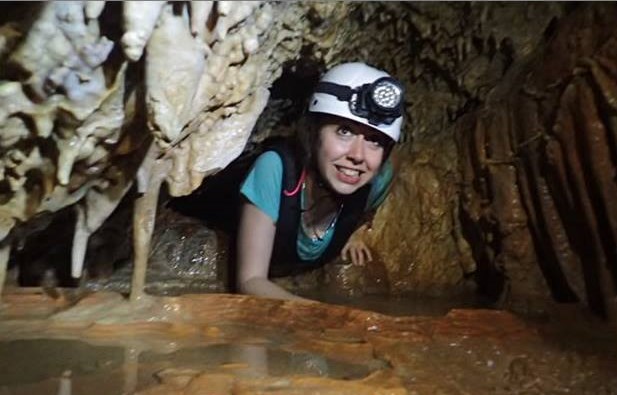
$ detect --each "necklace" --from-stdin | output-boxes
[300,178,344,242]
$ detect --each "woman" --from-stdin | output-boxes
[236,62,405,300]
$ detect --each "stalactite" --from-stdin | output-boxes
[3,0,615,314]
[536,160,586,304]
[71,181,133,278]
[455,4,617,318]
[0,1,329,297]
[189,1,213,42]
[484,107,526,238]
[456,115,506,299]
[483,105,547,304]
[577,67,617,245]
[572,79,617,319]
[557,82,614,317]
[0,244,9,301]
[145,2,206,145]
[71,204,89,279]
[121,1,166,62]
[130,144,171,301]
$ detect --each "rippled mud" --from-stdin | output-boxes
[0,290,615,395]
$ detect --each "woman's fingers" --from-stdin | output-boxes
[341,244,350,262]
[352,246,361,266]
[342,241,373,266]
[364,245,373,263]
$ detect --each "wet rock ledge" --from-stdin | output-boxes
[1,290,615,395]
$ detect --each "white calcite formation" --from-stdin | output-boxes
[1,1,120,296]
[0,1,342,298]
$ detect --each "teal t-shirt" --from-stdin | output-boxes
[240,151,393,261]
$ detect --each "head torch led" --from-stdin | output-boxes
[314,77,404,126]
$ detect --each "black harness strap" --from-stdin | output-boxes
[267,142,371,277]
[268,141,303,274]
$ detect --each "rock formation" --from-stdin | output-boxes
[0,2,616,319]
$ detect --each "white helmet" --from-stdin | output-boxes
[308,62,404,142]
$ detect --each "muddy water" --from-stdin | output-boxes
[0,290,615,395]
[300,289,486,316]
[0,331,372,394]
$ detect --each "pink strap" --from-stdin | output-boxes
[283,168,307,197]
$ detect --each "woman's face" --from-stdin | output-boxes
[315,119,387,195]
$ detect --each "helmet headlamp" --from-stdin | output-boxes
[314,77,404,126]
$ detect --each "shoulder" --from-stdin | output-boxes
[240,151,285,223]
[367,159,394,209]
[372,159,394,190]
[253,150,284,171]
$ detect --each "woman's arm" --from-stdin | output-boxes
[236,202,305,301]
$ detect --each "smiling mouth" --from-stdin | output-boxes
[335,165,363,178]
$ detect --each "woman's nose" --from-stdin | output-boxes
[347,135,365,163]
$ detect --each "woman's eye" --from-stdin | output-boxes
[365,136,384,149]
[336,127,353,136]
[368,140,384,150]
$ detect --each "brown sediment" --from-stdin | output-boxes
[0,291,615,395]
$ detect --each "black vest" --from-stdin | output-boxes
[266,142,371,277]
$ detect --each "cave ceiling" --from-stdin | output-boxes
[0,1,616,318]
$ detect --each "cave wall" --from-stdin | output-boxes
[456,3,617,318]
[278,3,565,301]
[1,2,616,317]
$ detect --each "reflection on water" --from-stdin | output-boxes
[300,289,487,316]
[0,332,373,394]
[141,344,370,380]
[1,292,615,394]
[0,339,123,386]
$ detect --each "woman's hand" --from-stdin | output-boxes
[341,236,373,266]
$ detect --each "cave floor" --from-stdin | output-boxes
[0,289,615,395]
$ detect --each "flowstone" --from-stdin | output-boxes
[0,290,615,395]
